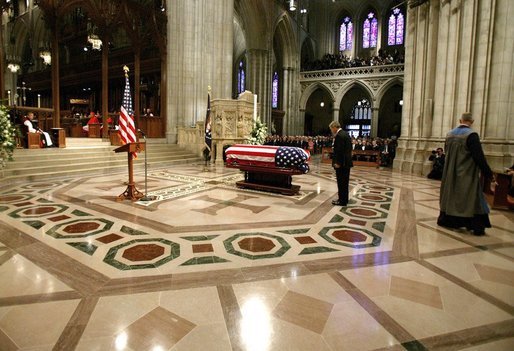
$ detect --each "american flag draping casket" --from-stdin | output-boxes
[225,144,310,173]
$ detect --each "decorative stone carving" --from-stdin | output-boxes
[363,78,389,92]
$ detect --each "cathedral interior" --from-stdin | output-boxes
[0,0,513,350]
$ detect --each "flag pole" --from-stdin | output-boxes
[203,85,212,172]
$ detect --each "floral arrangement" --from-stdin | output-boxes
[0,104,17,169]
[247,118,268,145]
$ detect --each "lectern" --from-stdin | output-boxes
[114,142,146,201]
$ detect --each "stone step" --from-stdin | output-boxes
[6,157,201,182]
[1,143,202,181]
[5,151,194,170]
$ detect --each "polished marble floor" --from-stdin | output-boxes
[0,160,513,350]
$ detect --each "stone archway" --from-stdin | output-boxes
[339,83,374,137]
[378,83,403,138]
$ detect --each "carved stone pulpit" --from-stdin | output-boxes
[211,91,257,163]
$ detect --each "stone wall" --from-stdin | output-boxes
[394,0,514,174]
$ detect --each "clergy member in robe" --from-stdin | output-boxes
[24,112,53,147]
[437,112,493,236]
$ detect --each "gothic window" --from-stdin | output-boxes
[272,71,279,109]
[388,8,404,46]
[339,17,353,51]
[237,60,245,94]
[346,99,372,137]
[363,12,378,49]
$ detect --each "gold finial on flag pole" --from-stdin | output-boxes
[123,65,129,77]
[208,85,211,94]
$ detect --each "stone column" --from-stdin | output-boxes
[283,66,300,135]
[247,48,271,126]
[167,0,234,143]
[369,106,378,138]
[332,108,339,122]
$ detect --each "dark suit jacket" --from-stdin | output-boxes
[332,129,353,169]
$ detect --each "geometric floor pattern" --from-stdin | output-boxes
[0,161,513,350]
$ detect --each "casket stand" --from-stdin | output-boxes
[226,163,302,195]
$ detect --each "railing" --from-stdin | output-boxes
[300,64,404,81]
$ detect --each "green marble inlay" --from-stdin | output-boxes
[9,204,68,219]
[224,232,291,260]
[67,242,98,256]
[103,238,180,270]
[120,225,149,236]
[380,203,391,210]
[329,214,343,223]
[72,209,91,216]
[37,198,53,203]
[181,256,229,266]
[0,206,8,212]
[299,246,339,255]
[277,228,310,235]
[386,192,394,197]
[372,222,386,233]
[46,218,114,239]
[23,220,45,230]
[318,225,382,248]
[181,235,219,241]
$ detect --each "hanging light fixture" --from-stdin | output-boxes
[7,63,20,72]
[39,49,51,65]
[289,0,297,11]
[87,34,103,50]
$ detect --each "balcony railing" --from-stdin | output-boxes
[300,64,404,81]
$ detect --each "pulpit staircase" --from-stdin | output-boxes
[0,138,203,182]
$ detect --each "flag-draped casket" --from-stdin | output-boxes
[225,144,310,173]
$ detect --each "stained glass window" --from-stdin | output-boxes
[388,8,404,46]
[339,17,353,51]
[363,12,377,49]
[237,61,245,94]
[272,72,278,109]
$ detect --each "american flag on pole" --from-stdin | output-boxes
[119,65,137,146]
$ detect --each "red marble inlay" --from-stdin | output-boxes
[0,195,24,202]
[14,202,33,207]
[349,219,367,226]
[22,206,56,215]
[332,230,367,243]
[370,191,381,194]
[361,195,384,201]
[122,244,164,261]
[63,222,100,233]
[295,236,317,244]
[192,244,214,253]
[361,202,375,207]
[238,237,276,252]
[96,233,123,244]
[28,183,54,188]
[351,208,377,217]
[48,215,71,222]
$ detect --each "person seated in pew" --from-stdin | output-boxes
[82,111,100,132]
[24,112,54,147]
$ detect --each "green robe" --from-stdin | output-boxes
[440,125,491,217]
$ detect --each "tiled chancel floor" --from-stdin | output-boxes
[0,162,513,350]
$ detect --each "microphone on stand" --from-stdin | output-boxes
[137,129,146,137]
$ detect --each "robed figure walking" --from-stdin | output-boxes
[437,112,493,236]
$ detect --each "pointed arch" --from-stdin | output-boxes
[375,77,404,107]
[300,82,335,110]
[273,13,298,69]
[335,80,374,108]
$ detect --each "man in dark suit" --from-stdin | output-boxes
[329,121,353,206]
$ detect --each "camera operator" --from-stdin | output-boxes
[427,147,445,180]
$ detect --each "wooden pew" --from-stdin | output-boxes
[352,150,381,167]
[483,172,514,210]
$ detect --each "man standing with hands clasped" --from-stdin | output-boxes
[329,121,353,206]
